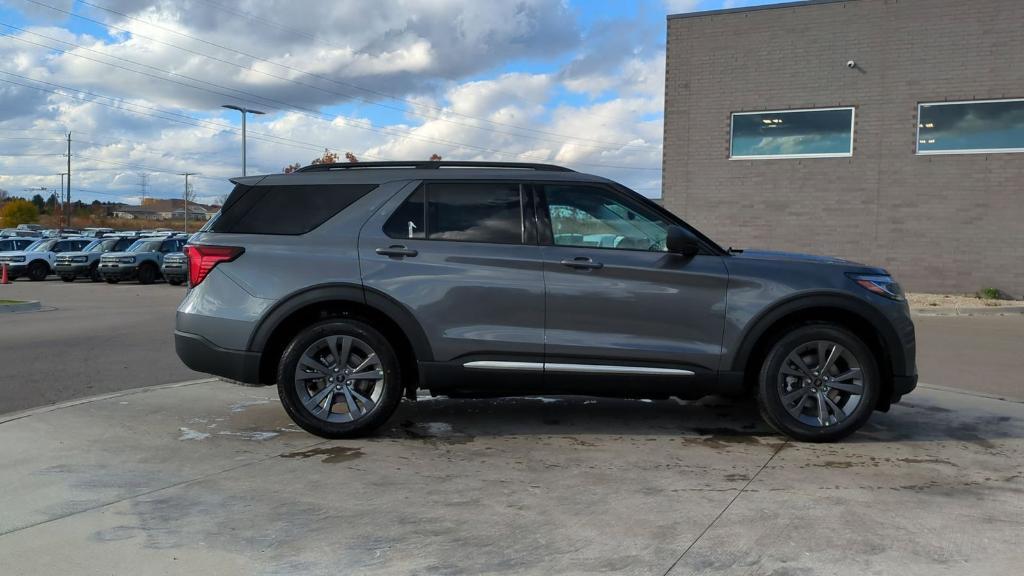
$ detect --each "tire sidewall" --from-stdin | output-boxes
[277,319,403,439]
[758,324,880,442]
[28,261,48,281]
[138,264,156,284]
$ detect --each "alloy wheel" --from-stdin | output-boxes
[777,340,865,428]
[293,335,385,423]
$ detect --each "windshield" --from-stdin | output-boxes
[28,239,59,252]
[88,239,116,253]
[128,240,162,253]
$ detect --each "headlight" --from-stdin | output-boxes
[120,257,136,264]
[849,273,904,301]
[10,256,25,263]
[72,256,88,263]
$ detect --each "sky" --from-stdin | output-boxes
[0,0,792,205]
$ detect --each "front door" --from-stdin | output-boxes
[537,183,728,388]
[359,180,545,391]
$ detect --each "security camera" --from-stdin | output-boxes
[846,60,857,69]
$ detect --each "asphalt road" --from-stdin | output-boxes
[0,278,1021,414]
[0,279,202,414]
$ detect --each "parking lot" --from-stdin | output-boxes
[1,279,1022,574]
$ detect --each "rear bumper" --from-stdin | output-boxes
[175,330,261,384]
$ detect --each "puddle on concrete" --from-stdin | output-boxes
[391,420,475,444]
[280,446,363,463]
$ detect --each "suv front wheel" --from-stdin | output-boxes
[277,319,403,438]
[757,323,879,442]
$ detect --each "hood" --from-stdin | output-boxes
[100,251,136,259]
[56,251,91,259]
[729,249,865,266]
[0,250,31,260]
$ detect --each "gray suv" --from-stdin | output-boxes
[99,237,187,284]
[175,161,917,442]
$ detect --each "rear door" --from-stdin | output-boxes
[359,181,545,390]
[536,183,729,385]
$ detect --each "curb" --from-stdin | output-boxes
[912,305,1024,317]
[0,378,219,425]
[0,300,41,313]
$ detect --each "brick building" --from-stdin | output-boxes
[662,0,1024,297]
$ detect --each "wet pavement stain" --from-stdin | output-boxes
[280,446,363,463]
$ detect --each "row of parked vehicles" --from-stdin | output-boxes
[0,230,189,285]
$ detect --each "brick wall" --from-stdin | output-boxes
[663,0,1024,297]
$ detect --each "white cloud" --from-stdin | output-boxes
[0,0,666,202]
[664,0,702,13]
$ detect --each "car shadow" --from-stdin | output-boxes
[370,394,1024,446]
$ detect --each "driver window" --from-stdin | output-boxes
[544,185,670,251]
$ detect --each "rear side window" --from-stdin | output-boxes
[385,183,523,244]
[211,184,377,235]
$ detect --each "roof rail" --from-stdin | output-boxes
[293,161,575,173]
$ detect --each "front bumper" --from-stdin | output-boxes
[98,263,139,280]
[161,265,186,278]
[55,263,91,275]
[0,263,27,275]
[175,330,261,384]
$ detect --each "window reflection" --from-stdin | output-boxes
[731,108,854,158]
[918,99,1024,154]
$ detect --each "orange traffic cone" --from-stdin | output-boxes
[1,263,8,285]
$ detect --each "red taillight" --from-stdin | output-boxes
[185,245,244,287]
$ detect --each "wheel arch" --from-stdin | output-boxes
[248,284,432,391]
[732,293,903,410]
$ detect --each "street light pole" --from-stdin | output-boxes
[222,105,266,176]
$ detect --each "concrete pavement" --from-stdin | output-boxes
[0,379,1020,575]
[0,280,201,413]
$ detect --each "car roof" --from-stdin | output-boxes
[233,161,615,188]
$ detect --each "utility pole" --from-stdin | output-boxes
[65,132,71,229]
[221,105,265,176]
[58,173,68,229]
[138,172,149,205]
[180,172,197,234]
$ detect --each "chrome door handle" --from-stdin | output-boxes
[376,246,418,258]
[559,257,603,270]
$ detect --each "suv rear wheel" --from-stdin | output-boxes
[277,319,403,438]
[757,323,879,442]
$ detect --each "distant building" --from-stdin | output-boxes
[662,0,1024,296]
[114,199,216,221]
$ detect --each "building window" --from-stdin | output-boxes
[730,107,855,159]
[917,99,1024,155]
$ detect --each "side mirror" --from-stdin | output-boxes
[666,225,700,256]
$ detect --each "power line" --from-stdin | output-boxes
[52,0,660,152]
[0,71,357,157]
[0,30,659,170]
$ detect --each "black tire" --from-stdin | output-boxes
[61,275,76,282]
[137,264,157,285]
[105,278,120,284]
[277,319,404,439]
[167,277,184,286]
[90,264,102,282]
[757,323,879,443]
[27,261,49,281]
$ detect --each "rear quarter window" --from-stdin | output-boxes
[211,184,377,235]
